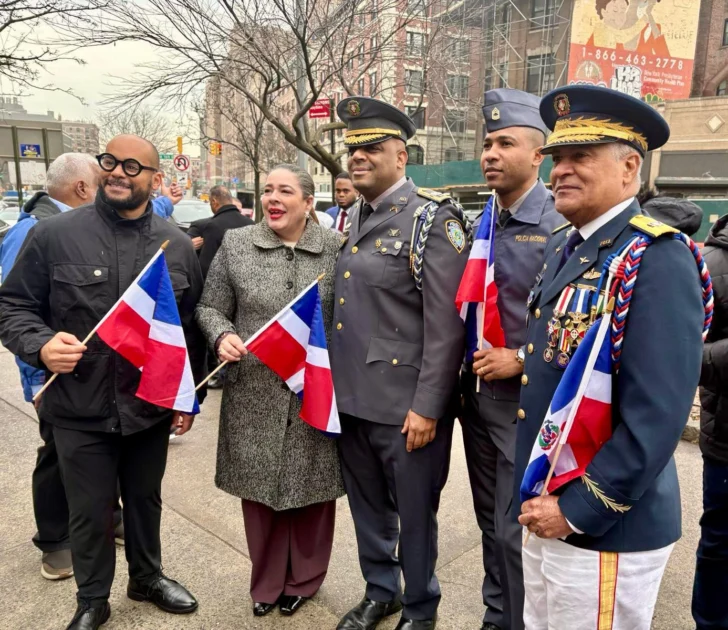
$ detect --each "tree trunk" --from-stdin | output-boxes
[254,170,262,223]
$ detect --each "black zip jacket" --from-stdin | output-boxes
[700,213,728,463]
[0,194,207,435]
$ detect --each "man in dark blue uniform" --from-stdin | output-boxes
[461,89,560,630]
[513,86,705,628]
[331,97,469,630]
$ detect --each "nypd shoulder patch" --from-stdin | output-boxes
[630,214,679,238]
[446,219,465,253]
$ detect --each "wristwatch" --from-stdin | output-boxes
[516,346,526,365]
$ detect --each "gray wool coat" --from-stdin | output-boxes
[195,219,345,511]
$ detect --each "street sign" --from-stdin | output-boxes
[232,177,239,184]
[173,154,190,172]
[160,153,174,160]
[308,99,331,119]
[20,144,41,158]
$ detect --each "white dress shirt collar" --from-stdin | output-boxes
[577,197,635,242]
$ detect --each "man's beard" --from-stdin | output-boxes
[99,177,151,211]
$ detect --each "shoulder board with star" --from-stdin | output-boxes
[629,214,679,238]
[416,188,451,204]
[552,222,571,234]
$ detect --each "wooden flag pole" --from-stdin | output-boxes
[194,272,327,392]
[32,240,171,403]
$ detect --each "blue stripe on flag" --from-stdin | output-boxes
[151,257,182,325]
[291,283,319,328]
[308,290,327,349]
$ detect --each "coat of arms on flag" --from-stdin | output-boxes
[455,197,506,364]
[245,278,340,436]
[95,245,200,414]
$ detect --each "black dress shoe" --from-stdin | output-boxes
[65,602,110,630]
[279,595,308,616]
[253,601,276,616]
[394,616,437,630]
[337,597,403,630]
[127,574,198,614]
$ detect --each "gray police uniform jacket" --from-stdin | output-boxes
[514,201,704,552]
[472,180,561,402]
[331,178,469,425]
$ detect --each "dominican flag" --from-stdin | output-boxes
[520,312,613,502]
[455,197,506,362]
[96,247,200,414]
[245,279,340,436]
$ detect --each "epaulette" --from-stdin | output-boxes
[416,188,451,204]
[552,222,571,234]
[629,214,679,238]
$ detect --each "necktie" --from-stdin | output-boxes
[337,209,348,232]
[557,230,585,273]
[498,207,511,227]
[360,203,374,227]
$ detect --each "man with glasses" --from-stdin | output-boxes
[0,135,207,630]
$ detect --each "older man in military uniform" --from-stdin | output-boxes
[462,89,561,630]
[514,86,706,629]
[331,97,469,630]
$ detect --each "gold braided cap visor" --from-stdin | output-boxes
[542,116,648,154]
[344,127,402,146]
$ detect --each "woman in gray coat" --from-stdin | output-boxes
[195,164,345,619]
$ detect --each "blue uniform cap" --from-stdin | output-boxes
[482,88,549,136]
[337,96,417,147]
[539,85,670,156]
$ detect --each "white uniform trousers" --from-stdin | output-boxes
[522,529,673,630]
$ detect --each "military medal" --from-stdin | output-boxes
[394,241,402,250]
[553,286,575,318]
[582,268,601,280]
[375,239,382,249]
[543,347,554,363]
[556,329,571,368]
[389,228,401,237]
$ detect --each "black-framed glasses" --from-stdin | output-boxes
[96,153,157,178]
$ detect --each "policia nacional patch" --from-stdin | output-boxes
[446,220,465,253]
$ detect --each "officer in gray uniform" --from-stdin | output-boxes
[331,96,470,630]
[461,90,561,630]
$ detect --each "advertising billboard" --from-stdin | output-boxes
[566,0,701,101]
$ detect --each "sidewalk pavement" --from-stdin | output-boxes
[0,345,703,629]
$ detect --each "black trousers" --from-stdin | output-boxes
[32,416,122,554]
[338,414,454,621]
[53,419,170,605]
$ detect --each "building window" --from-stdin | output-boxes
[405,69,424,93]
[446,75,469,99]
[370,71,377,94]
[448,37,470,62]
[407,0,425,15]
[718,80,727,96]
[444,148,465,162]
[406,31,425,56]
[723,19,728,46]
[371,0,378,20]
[526,54,556,95]
[370,35,378,52]
[405,106,426,129]
[358,78,366,95]
[358,43,365,60]
[407,145,425,164]
[444,110,466,133]
[531,0,554,20]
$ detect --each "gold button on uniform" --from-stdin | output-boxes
[527,343,534,354]
[339,298,345,305]
[517,409,526,420]
[336,323,343,330]
[352,246,359,254]
[392,359,398,365]
[521,375,529,386]
[534,308,541,319]
[381,247,388,253]
[344,271,351,279]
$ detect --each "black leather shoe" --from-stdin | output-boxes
[337,597,403,630]
[127,574,198,614]
[394,616,437,630]
[279,595,308,616]
[481,624,501,630]
[253,601,276,616]
[65,602,110,630]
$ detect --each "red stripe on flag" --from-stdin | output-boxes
[301,363,334,431]
[136,339,187,409]
[484,280,506,348]
[455,258,488,307]
[96,301,151,369]
[247,321,307,381]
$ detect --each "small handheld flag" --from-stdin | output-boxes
[245,278,340,436]
[455,197,506,364]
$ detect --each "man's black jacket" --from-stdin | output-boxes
[700,213,728,464]
[0,195,207,435]
[198,205,253,278]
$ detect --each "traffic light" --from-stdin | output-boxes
[209,142,223,156]
[217,142,223,155]
[177,136,183,154]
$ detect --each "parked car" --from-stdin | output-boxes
[0,206,20,227]
[168,199,213,233]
